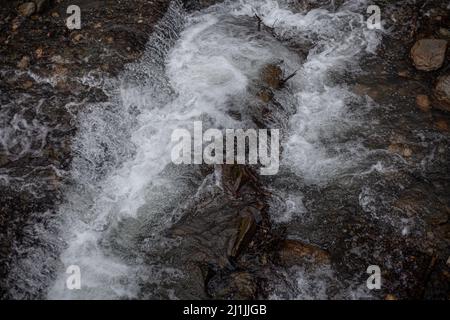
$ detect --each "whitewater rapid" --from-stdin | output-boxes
[40,0,380,299]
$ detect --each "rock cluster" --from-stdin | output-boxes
[410,37,450,113]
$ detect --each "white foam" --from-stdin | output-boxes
[229,0,382,184]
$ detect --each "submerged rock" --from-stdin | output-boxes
[277,240,330,267]
[388,143,413,158]
[411,39,447,71]
[207,271,257,299]
[261,64,283,90]
[228,208,258,258]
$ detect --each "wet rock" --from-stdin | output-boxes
[416,95,431,112]
[17,56,30,69]
[435,119,449,132]
[277,240,330,267]
[293,0,344,12]
[257,88,274,103]
[181,0,223,11]
[23,80,33,89]
[34,0,50,13]
[228,209,258,258]
[208,271,257,300]
[11,17,22,32]
[388,143,413,158]
[392,189,449,225]
[398,70,410,78]
[433,75,450,112]
[72,33,83,43]
[439,28,450,38]
[35,47,44,59]
[0,154,9,167]
[261,64,283,90]
[220,165,258,196]
[410,39,447,71]
[352,83,379,100]
[18,2,36,17]
[52,64,68,77]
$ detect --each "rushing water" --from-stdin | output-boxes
[9,0,445,299]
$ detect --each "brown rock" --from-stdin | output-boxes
[278,240,330,267]
[0,153,9,167]
[411,39,447,71]
[23,80,33,89]
[53,64,68,77]
[73,33,83,42]
[434,75,450,112]
[208,271,257,300]
[398,70,410,78]
[416,95,431,112]
[435,119,449,132]
[261,64,282,90]
[17,56,30,69]
[11,17,21,31]
[352,83,379,99]
[388,144,413,157]
[35,47,44,59]
[228,209,257,258]
[439,28,450,38]
[257,88,274,103]
[18,2,36,17]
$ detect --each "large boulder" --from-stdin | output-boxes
[411,39,447,71]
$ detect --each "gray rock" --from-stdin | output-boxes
[411,39,447,71]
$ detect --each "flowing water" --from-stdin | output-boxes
[3,0,449,299]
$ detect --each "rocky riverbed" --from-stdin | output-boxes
[0,0,449,299]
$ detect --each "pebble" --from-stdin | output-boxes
[416,94,431,112]
[411,39,447,71]
[17,56,30,69]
